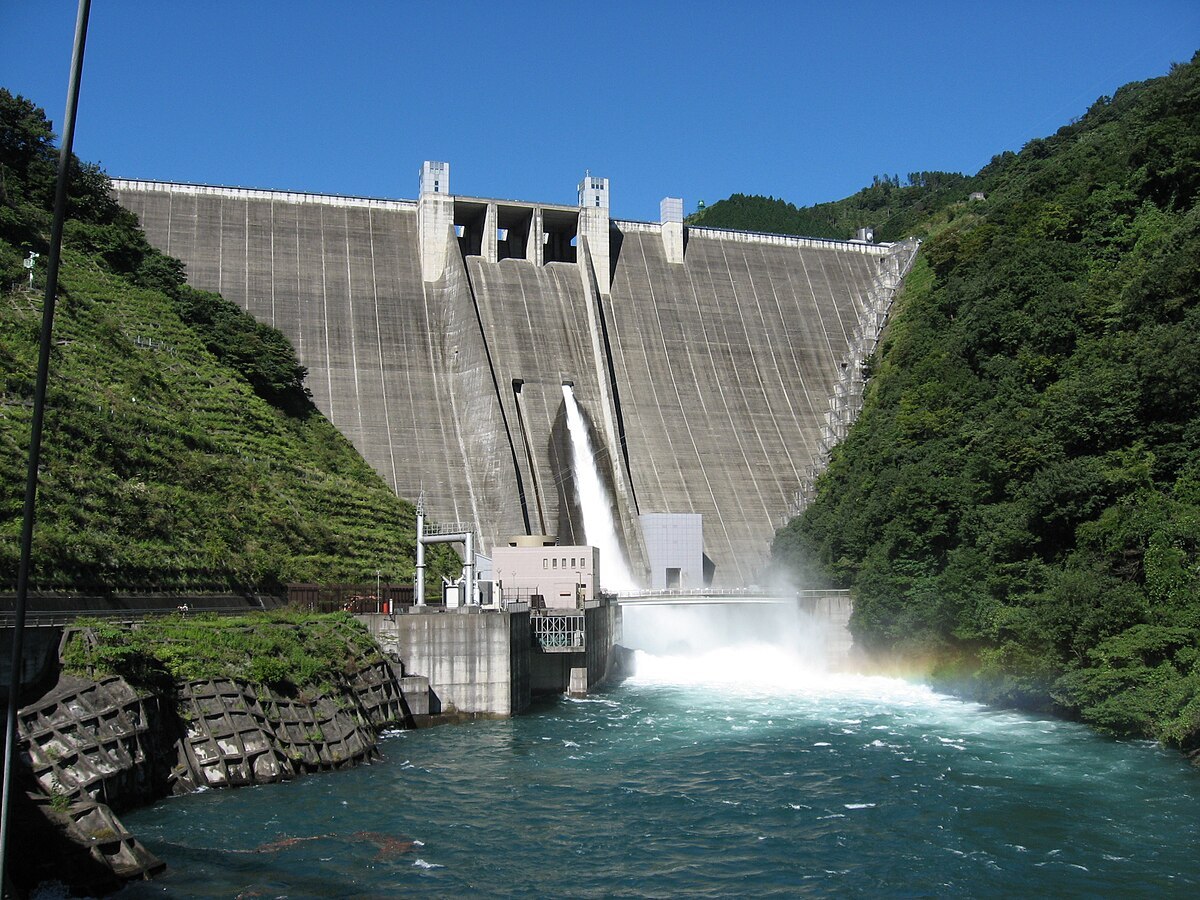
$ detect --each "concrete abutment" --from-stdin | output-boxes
[357,600,624,716]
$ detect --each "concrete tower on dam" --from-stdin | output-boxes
[111,166,917,588]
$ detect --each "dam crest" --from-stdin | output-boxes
[112,165,917,587]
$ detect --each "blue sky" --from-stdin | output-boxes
[4,2,1197,222]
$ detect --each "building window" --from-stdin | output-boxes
[553,558,558,569]
[571,557,576,568]
[543,559,548,569]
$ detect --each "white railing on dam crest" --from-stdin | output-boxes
[611,588,851,607]
[110,178,419,212]
[611,219,894,255]
[686,224,893,255]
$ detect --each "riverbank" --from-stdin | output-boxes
[9,613,425,895]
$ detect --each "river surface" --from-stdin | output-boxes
[104,644,1200,898]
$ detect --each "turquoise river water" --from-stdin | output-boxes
[98,642,1200,898]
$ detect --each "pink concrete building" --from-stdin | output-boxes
[492,537,599,609]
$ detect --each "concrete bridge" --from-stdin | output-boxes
[112,165,917,587]
[612,588,851,607]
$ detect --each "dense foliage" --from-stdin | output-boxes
[688,171,974,242]
[1,88,455,592]
[62,610,382,693]
[773,55,1200,751]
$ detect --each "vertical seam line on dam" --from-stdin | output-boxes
[268,203,277,328]
[367,210,400,493]
[588,236,638,514]
[640,238,745,583]
[708,241,774,530]
[343,211,365,443]
[739,242,801,493]
[630,238,690,512]
[320,209,335,422]
[718,240,777,523]
[760,243,816,440]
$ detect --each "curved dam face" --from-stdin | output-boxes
[112,178,915,586]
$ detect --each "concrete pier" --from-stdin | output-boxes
[358,606,531,717]
[357,599,623,718]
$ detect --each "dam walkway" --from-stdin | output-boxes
[612,588,851,607]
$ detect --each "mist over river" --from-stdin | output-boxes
[103,624,1200,898]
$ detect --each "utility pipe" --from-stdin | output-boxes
[1,1,91,888]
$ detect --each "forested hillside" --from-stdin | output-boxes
[0,89,454,593]
[687,171,973,242]
[773,55,1200,751]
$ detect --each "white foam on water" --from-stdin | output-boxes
[629,643,943,706]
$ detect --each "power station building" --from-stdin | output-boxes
[492,537,600,608]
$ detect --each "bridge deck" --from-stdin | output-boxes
[612,589,851,607]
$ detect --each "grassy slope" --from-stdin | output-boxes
[62,610,382,692]
[1,92,456,593]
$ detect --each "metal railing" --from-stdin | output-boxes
[110,178,419,211]
[687,224,894,255]
[423,521,474,537]
[610,588,849,599]
[288,582,418,614]
[790,238,921,517]
[611,588,851,608]
[0,606,263,628]
[531,611,585,652]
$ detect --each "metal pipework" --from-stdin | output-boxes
[415,504,426,606]
[415,502,478,606]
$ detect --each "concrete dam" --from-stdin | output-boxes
[112,165,916,587]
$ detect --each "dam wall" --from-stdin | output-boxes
[112,177,915,585]
[605,230,882,585]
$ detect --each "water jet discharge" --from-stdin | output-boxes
[561,384,636,592]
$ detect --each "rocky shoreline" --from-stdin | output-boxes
[11,628,425,896]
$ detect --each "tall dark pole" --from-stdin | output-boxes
[0,0,92,891]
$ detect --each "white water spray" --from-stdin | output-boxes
[561,384,637,591]
[622,601,861,693]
